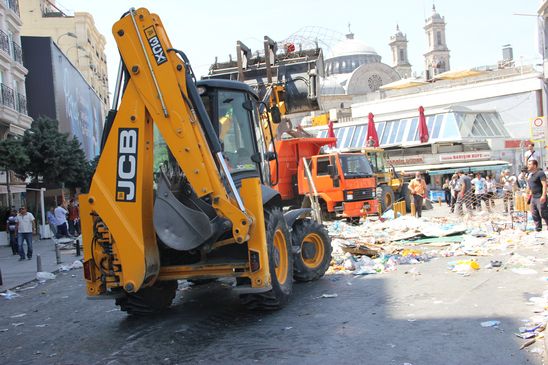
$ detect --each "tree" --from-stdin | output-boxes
[22,117,89,189]
[0,137,29,208]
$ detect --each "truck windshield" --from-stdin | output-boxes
[217,90,257,174]
[340,154,373,179]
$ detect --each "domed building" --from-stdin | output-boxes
[320,32,403,96]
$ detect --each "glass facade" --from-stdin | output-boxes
[315,112,509,149]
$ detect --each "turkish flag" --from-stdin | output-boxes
[365,112,379,147]
[418,106,429,143]
[327,121,336,147]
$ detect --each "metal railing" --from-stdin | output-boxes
[0,30,9,54]
[12,42,22,64]
[1,83,15,109]
[17,92,27,114]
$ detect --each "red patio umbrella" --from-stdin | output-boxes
[418,106,429,143]
[327,120,336,147]
[365,112,379,147]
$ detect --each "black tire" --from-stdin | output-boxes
[115,280,178,316]
[292,219,332,282]
[401,182,412,212]
[240,208,293,310]
[378,185,395,213]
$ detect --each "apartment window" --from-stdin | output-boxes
[436,31,442,46]
[399,48,404,62]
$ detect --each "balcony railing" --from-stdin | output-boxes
[17,92,26,115]
[12,41,22,64]
[1,83,15,110]
[5,0,20,16]
[0,30,9,54]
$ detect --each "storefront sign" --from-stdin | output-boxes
[387,155,425,166]
[439,151,491,162]
[504,139,530,149]
[530,116,546,142]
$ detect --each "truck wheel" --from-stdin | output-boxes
[292,219,332,282]
[379,185,395,213]
[240,208,293,310]
[115,280,178,316]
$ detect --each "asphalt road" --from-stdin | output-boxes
[0,242,546,365]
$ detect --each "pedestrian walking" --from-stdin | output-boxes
[54,201,70,238]
[525,142,541,165]
[456,170,473,215]
[471,173,490,211]
[15,207,35,261]
[485,175,496,207]
[409,172,427,218]
[47,207,57,236]
[526,159,548,231]
[442,178,451,207]
[449,174,460,213]
[67,199,81,236]
[500,169,516,213]
[6,209,18,255]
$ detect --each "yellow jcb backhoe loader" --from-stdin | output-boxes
[80,8,331,315]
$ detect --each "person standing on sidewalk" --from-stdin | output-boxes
[67,199,81,236]
[525,142,541,165]
[409,172,427,218]
[527,159,548,231]
[6,209,18,255]
[15,207,35,261]
[46,207,57,236]
[501,169,516,213]
[485,175,496,207]
[442,178,451,207]
[54,201,69,238]
[449,174,461,213]
[471,173,489,211]
[456,170,473,215]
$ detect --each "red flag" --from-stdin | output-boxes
[418,106,429,143]
[365,112,379,147]
[327,121,336,147]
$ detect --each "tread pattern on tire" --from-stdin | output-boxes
[292,219,332,282]
[240,208,293,310]
[115,280,178,316]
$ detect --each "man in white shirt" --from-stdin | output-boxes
[525,143,541,165]
[15,207,35,261]
[471,173,489,211]
[54,202,69,238]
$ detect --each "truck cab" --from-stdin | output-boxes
[298,152,378,218]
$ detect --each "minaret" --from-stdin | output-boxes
[423,4,450,78]
[389,25,412,78]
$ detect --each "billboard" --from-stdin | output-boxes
[22,37,104,159]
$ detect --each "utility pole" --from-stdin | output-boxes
[5,167,11,208]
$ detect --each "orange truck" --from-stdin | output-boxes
[272,138,378,219]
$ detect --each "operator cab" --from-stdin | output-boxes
[196,79,269,183]
[339,153,374,179]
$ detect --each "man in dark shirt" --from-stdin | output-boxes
[527,159,548,231]
[456,170,473,215]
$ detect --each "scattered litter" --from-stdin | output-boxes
[283,326,293,331]
[317,293,338,299]
[0,329,8,332]
[10,313,26,318]
[11,323,24,327]
[480,320,501,327]
[490,260,502,267]
[35,324,47,328]
[511,268,537,275]
[36,272,56,282]
[0,290,20,300]
[529,347,543,354]
[515,332,536,339]
[58,260,84,272]
[520,339,536,350]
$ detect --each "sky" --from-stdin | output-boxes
[59,0,541,99]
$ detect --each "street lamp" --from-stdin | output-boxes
[56,31,77,45]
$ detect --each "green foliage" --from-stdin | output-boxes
[22,117,89,188]
[0,137,29,175]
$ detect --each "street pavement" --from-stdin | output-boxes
[0,236,81,290]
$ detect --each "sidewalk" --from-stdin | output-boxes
[0,236,82,291]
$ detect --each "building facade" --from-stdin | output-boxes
[19,0,109,114]
[0,0,33,209]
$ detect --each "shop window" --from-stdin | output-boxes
[341,126,355,148]
[441,113,460,139]
[388,121,400,144]
[376,122,386,144]
[406,118,418,142]
[350,125,365,148]
[381,122,392,145]
[431,114,444,139]
[395,119,407,143]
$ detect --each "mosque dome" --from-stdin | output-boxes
[324,33,382,76]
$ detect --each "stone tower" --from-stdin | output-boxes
[423,4,450,78]
[389,25,412,78]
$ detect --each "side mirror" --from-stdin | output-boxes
[265,151,277,161]
[271,106,282,124]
